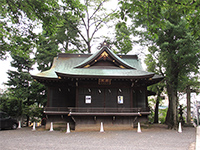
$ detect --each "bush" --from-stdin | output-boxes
[159,108,167,124]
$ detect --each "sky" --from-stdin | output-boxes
[0,56,12,89]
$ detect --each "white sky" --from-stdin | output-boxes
[0,56,11,89]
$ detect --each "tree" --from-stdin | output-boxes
[1,0,84,124]
[55,12,82,53]
[0,91,23,118]
[1,0,119,57]
[35,31,61,71]
[4,32,48,125]
[5,53,47,125]
[113,22,132,54]
[119,0,200,129]
[157,19,200,128]
[0,0,85,59]
[145,46,165,123]
[6,63,34,125]
[0,0,60,60]
[61,0,116,53]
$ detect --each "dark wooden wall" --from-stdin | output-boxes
[77,87,131,108]
[77,80,147,108]
[132,88,147,108]
[46,80,147,109]
[47,85,76,107]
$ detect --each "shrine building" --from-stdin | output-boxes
[32,41,163,130]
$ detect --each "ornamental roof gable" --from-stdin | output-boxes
[74,41,136,69]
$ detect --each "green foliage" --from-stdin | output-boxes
[0,0,86,60]
[155,19,200,91]
[114,22,132,54]
[3,73,46,122]
[30,81,47,111]
[0,92,22,118]
[0,21,9,60]
[28,104,43,123]
[148,97,167,124]
[0,0,60,60]
[159,108,168,124]
[145,45,165,123]
[55,12,82,53]
[119,0,200,128]
[148,108,155,123]
[148,97,155,123]
[35,31,60,71]
[3,40,47,123]
[0,0,119,125]
[119,0,200,37]
[148,108,168,124]
[1,0,118,57]
[1,0,60,33]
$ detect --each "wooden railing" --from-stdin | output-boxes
[44,107,68,112]
[44,107,69,114]
[44,107,150,115]
[68,107,150,113]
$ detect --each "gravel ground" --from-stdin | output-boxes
[0,125,196,150]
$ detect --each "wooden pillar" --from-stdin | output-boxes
[76,86,79,107]
[186,86,191,124]
[130,87,133,108]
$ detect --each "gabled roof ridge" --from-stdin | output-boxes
[74,45,136,69]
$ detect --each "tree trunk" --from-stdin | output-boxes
[65,41,69,52]
[154,97,159,123]
[172,90,178,129]
[186,86,191,124]
[88,42,91,53]
[165,56,179,129]
[154,88,162,123]
[165,84,178,129]
[26,115,30,127]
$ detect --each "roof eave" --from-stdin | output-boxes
[147,76,164,86]
[56,71,154,79]
[31,75,59,81]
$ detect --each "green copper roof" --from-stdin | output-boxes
[32,44,163,83]
[56,68,154,79]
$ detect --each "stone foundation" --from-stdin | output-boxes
[45,115,148,131]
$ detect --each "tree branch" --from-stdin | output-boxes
[89,0,107,20]
[90,11,114,41]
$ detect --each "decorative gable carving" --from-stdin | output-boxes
[75,41,136,69]
[100,51,109,60]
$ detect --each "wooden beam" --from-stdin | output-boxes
[69,112,149,116]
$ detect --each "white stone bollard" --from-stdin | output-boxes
[66,123,70,133]
[32,122,36,131]
[100,122,104,133]
[178,122,182,133]
[18,121,21,129]
[137,122,141,133]
[49,122,54,131]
